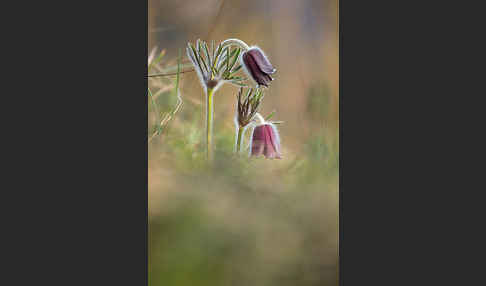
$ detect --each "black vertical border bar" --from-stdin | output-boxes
[144,0,149,283]
[339,0,343,284]
[12,0,150,284]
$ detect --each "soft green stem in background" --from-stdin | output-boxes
[148,88,161,134]
[206,88,214,160]
[236,126,245,153]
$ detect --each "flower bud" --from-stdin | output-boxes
[250,123,281,159]
[236,87,264,128]
[241,47,276,87]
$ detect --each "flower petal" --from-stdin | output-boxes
[265,125,281,159]
[251,125,265,157]
[262,125,275,158]
[243,52,264,86]
[247,48,276,75]
[250,124,282,159]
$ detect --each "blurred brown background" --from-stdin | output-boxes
[148,0,339,285]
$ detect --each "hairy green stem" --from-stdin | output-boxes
[220,38,250,51]
[236,126,245,154]
[206,88,214,160]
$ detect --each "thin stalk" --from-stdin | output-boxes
[236,125,245,153]
[220,38,250,51]
[206,88,214,160]
[148,88,161,133]
[148,69,194,77]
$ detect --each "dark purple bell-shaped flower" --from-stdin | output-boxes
[242,47,276,87]
[250,123,281,159]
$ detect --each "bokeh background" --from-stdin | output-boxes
[148,0,339,285]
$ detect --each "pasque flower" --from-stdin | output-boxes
[220,39,276,88]
[186,38,278,161]
[241,47,276,87]
[249,113,282,159]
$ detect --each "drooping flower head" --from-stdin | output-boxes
[219,39,276,88]
[249,113,282,159]
[241,47,276,87]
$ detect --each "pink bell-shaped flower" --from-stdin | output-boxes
[249,115,282,159]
